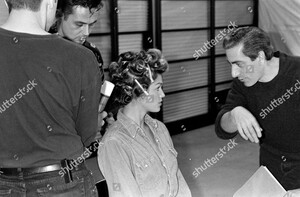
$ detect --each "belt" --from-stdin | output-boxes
[0,160,85,177]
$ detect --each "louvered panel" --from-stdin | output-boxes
[216,0,254,26]
[0,1,8,26]
[87,36,111,69]
[163,60,208,93]
[91,0,111,33]
[214,29,236,55]
[161,1,209,30]
[118,0,148,32]
[215,57,232,83]
[119,34,143,54]
[215,43,225,55]
[216,82,232,92]
[162,31,209,61]
[163,88,208,123]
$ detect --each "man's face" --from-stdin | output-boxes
[226,44,264,87]
[58,6,100,44]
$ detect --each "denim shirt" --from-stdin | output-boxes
[98,110,192,197]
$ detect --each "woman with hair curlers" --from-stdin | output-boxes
[98,49,192,197]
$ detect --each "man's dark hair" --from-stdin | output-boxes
[5,0,42,12]
[223,26,274,61]
[56,0,103,19]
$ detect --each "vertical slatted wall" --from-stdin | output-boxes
[160,0,255,133]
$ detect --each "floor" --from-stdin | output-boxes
[173,125,260,197]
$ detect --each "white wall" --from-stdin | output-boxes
[259,0,300,56]
[0,0,8,25]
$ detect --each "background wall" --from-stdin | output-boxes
[259,0,300,56]
[0,1,8,24]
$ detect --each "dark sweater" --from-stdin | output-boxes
[215,52,300,153]
[0,28,102,167]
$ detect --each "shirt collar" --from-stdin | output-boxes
[117,109,158,138]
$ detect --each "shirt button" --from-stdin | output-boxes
[281,155,287,162]
[12,37,19,43]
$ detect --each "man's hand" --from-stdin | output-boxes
[98,111,107,129]
[284,189,300,197]
[105,112,115,126]
[95,111,107,141]
[95,111,116,141]
[231,106,262,143]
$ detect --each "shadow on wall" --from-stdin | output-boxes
[267,31,292,55]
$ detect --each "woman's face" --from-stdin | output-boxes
[139,74,165,113]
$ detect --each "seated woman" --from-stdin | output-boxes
[97,49,192,197]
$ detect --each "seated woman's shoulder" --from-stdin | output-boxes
[101,121,132,143]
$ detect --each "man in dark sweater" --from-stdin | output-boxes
[0,0,101,195]
[215,27,300,193]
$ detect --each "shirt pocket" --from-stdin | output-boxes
[134,155,164,191]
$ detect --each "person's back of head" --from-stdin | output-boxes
[5,0,42,13]
[223,26,274,61]
[3,0,58,33]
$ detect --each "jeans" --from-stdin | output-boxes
[260,144,300,190]
[0,165,98,197]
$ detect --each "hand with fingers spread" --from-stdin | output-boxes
[284,189,300,197]
[230,106,262,143]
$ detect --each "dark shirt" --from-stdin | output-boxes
[0,28,102,168]
[82,40,104,82]
[215,52,300,153]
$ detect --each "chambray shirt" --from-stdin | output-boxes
[98,110,192,197]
